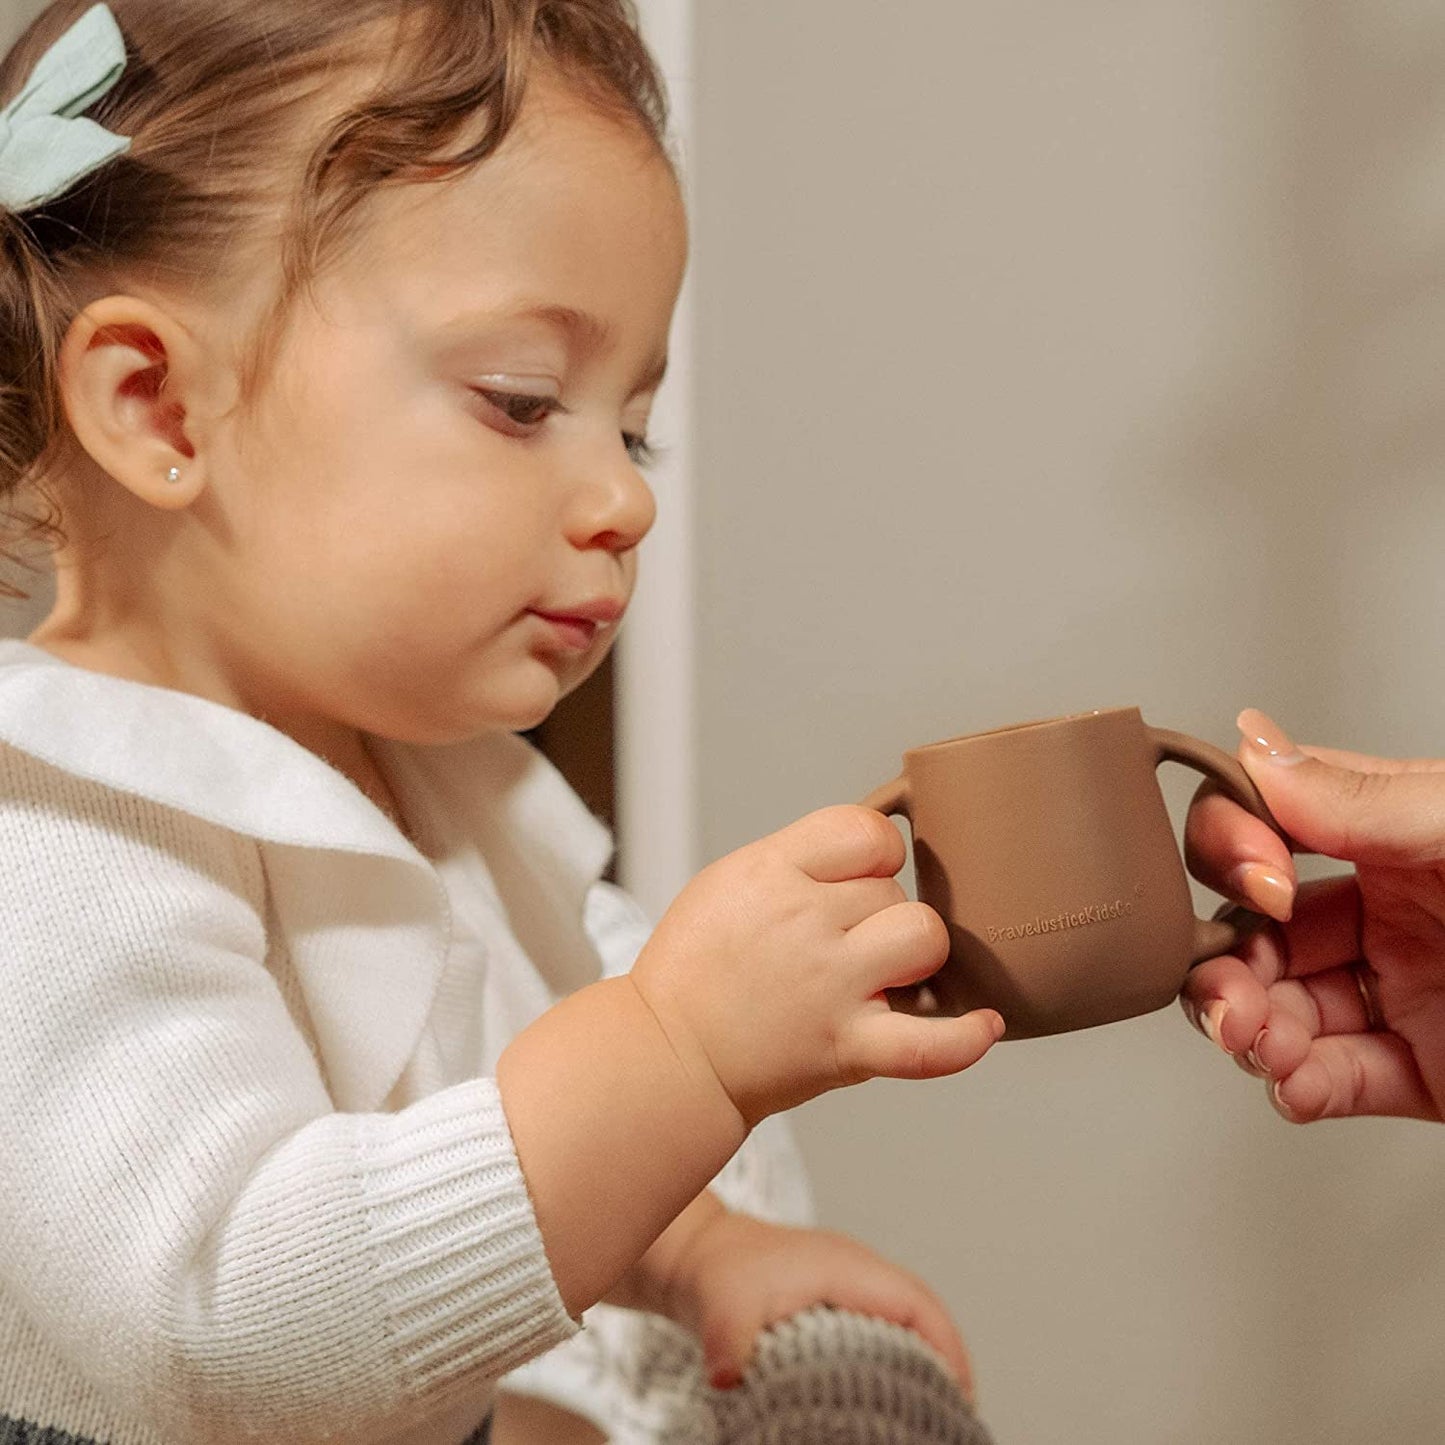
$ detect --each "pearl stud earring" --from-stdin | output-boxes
[166,467,182,485]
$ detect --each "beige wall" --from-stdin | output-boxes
[693,4,1445,1444]
[0,1,30,48]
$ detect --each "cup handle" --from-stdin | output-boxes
[1147,726,1295,964]
[861,775,922,1012]
[860,774,910,819]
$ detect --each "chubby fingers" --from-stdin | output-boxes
[835,900,1005,1079]
[827,875,909,931]
[842,1004,1004,1083]
[703,1283,975,1405]
[833,1279,976,1402]
[898,1291,976,1404]
[844,898,950,988]
[778,804,906,883]
[695,1280,773,1392]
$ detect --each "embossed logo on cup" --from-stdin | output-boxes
[986,895,1137,944]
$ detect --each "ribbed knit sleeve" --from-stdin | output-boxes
[0,752,578,1444]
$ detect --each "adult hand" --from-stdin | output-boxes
[1182,709,1445,1123]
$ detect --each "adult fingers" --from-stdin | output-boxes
[1270,1033,1435,1122]
[1236,710,1445,867]
[1200,875,1362,988]
[1184,784,1296,920]
[1298,745,1445,775]
[1235,1001,1315,1081]
[1183,879,1367,1070]
[1246,963,1374,1048]
[1181,951,1271,1053]
[1269,873,1363,979]
[1233,964,1375,1084]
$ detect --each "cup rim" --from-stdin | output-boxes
[906,705,1141,756]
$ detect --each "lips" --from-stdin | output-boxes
[531,614,598,651]
[528,598,625,653]
[540,597,626,626]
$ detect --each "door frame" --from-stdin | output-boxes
[617,0,699,920]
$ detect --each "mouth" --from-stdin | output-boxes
[527,599,625,654]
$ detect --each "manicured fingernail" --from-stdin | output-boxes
[1228,862,1294,922]
[1270,1079,1298,1121]
[1237,708,1303,766]
[1202,1000,1228,1049]
[1245,1029,1271,1077]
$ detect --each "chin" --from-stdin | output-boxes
[465,650,607,734]
[493,671,568,734]
[558,640,616,698]
[513,699,562,734]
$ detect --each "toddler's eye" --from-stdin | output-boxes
[472,387,560,434]
[624,432,656,468]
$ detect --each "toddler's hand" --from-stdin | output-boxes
[660,1209,975,1401]
[631,805,1004,1127]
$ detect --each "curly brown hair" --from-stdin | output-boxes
[0,0,669,597]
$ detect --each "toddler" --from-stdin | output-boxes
[0,3,1005,1442]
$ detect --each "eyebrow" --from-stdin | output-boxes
[527,303,670,392]
[527,303,614,354]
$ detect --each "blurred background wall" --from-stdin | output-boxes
[689,4,1445,1444]
[6,1,1445,1441]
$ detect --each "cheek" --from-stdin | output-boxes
[259,339,470,495]
[225,361,562,636]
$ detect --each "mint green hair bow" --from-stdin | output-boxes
[0,3,132,215]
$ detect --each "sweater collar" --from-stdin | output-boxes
[0,639,615,1109]
[0,639,609,871]
[0,641,442,857]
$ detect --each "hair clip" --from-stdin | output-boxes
[0,4,132,214]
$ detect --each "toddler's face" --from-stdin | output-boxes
[203,71,685,744]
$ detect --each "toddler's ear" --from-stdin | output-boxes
[57,295,211,510]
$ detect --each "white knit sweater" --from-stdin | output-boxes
[0,640,813,1445]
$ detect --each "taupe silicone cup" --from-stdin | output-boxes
[861,707,1289,1039]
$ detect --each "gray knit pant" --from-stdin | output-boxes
[0,1411,493,1444]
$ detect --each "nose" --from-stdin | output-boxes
[565,439,657,554]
